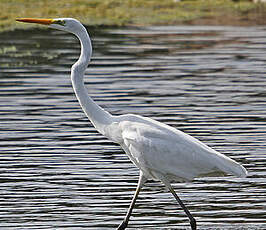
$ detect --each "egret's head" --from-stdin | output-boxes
[16,18,84,34]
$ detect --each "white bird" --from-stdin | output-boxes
[16,18,248,230]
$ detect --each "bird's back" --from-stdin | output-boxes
[111,114,247,181]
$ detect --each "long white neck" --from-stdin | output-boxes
[70,25,113,134]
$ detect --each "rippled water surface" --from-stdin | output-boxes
[0,25,265,229]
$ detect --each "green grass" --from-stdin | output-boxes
[1,0,266,31]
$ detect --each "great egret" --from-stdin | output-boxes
[16,18,247,230]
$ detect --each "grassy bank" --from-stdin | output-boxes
[1,0,266,31]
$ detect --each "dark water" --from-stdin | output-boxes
[0,25,265,229]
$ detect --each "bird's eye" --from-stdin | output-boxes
[55,20,65,26]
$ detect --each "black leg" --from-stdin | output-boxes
[168,185,196,230]
[117,171,147,230]
[157,173,197,230]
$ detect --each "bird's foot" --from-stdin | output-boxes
[190,217,197,230]
[117,220,128,230]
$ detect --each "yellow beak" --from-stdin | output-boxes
[16,18,55,25]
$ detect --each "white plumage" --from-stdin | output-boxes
[17,18,248,230]
[109,114,247,181]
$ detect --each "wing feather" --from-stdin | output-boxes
[119,116,247,181]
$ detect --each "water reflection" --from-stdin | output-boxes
[0,25,265,229]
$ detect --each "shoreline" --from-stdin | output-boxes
[1,0,266,32]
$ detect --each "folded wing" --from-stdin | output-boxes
[119,116,247,181]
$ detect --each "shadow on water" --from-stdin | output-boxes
[0,25,265,229]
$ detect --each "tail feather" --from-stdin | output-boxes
[215,152,248,178]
